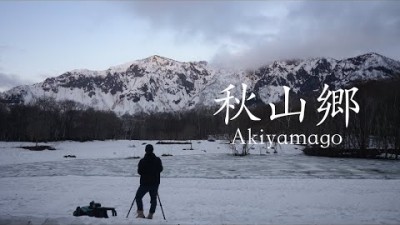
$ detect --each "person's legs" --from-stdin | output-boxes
[135,185,148,215]
[148,185,159,214]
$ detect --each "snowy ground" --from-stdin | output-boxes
[0,140,399,225]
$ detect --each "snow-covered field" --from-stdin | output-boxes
[0,140,399,225]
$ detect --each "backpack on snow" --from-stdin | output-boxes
[73,201,117,218]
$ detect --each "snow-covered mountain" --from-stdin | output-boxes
[1,53,400,115]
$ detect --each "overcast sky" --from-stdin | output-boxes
[0,1,399,91]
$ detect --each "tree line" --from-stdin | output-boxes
[0,98,229,142]
[0,79,399,157]
[0,99,121,142]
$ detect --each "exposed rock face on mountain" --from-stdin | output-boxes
[2,53,400,115]
[253,53,400,104]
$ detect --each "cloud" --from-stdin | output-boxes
[0,73,29,92]
[0,45,34,91]
[0,45,13,51]
[128,1,400,69]
[129,1,282,46]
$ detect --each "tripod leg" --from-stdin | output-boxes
[157,194,166,220]
[126,197,136,218]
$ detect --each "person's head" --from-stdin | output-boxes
[145,144,154,154]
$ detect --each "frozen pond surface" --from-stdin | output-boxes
[1,152,399,179]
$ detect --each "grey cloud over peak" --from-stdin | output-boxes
[129,1,281,43]
[128,1,400,69]
[0,73,30,92]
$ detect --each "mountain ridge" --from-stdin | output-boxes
[2,52,400,115]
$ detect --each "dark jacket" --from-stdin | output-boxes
[138,153,163,185]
